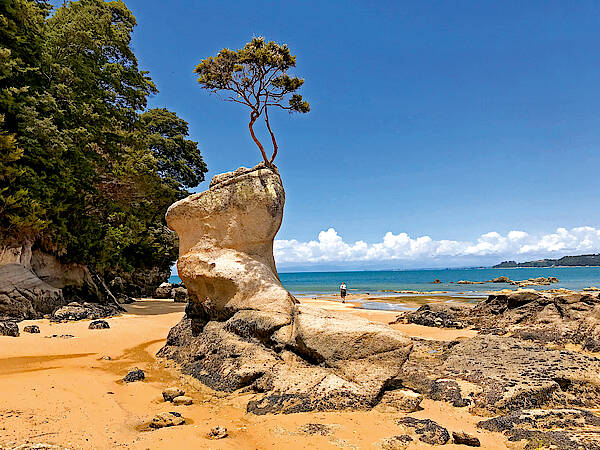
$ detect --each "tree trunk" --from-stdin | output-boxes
[265,105,278,164]
[248,112,269,165]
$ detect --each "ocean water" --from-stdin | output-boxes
[170,266,600,296]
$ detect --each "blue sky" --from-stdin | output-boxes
[121,0,600,270]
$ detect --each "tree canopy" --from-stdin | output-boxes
[0,0,207,288]
[194,37,309,165]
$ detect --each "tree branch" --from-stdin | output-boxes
[264,102,278,164]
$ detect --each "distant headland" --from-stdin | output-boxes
[494,253,600,268]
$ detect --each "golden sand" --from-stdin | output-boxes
[0,298,509,449]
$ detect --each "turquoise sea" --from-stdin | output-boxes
[170,266,600,299]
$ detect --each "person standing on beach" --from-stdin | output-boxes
[340,282,347,303]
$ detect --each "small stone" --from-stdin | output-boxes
[89,320,110,329]
[172,395,193,405]
[149,411,185,428]
[207,426,228,439]
[23,325,40,334]
[100,355,111,360]
[0,321,19,337]
[123,368,145,383]
[162,387,185,402]
[452,431,480,447]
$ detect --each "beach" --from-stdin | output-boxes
[0,297,508,449]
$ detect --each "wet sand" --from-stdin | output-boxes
[0,299,507,449]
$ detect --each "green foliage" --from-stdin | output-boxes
[195,37,309,164]
[0,0,207,282]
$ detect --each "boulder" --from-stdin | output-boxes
[452,431,480,447]
[172,395,193,405]
[88,320,110,329]
[376,389,423,412]
[0,320,19,337]
[397,417,450,445]
[51,302,119,322]
[149,411,185,428]
[154,282,173,299]
[123,368,145,383]
[23,325,40,334]
[162,387,185,402]
[0,264,64,320]
[158,164,412,414]
[403,304,468,329]
[172,286,188,303]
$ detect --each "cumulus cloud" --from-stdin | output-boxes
[273,226,600,268]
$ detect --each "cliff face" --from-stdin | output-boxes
[158,164,413,413]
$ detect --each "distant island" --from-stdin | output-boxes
[494,254,600,268]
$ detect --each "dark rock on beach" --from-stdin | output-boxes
[88,320,110,329]
[478,408,600,449]
[403,304,468,329]
[452,431,480,447]
[123,368,145,383]
[0,320,20,337]
[51,302,119,322]
[397,417,450,445]
[23,325,40,333]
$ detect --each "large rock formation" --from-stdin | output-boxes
[0,264,64,321]
[158,164,413,413]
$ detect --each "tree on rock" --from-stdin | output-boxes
[194,37,310,165]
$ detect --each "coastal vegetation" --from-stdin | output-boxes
[194,37,310,166]
[0,0,207,289]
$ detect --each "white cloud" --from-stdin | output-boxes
[273,226,600,268]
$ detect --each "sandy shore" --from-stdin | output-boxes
[0,298,508,449]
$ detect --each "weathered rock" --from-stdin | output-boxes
[489,276,512,283]
[51,302,119,322]
[88,320,110,329]
[154,282,173,299]
[403,304,468,329]
[158,164,413,414]
[149,411,185,428]
[0,320,19,337]
[429,379,471,407]
[376,389,423,412]
[470,289,600,349]
[207,426,228,439]
[172,286,188,303]
[162,387,185,402]
[0,264,64,320]
[397,417,450,445]
[23,325,40,333]
[452,431,480,446]
[172,395,193,405]
[123,368,145,383]
[478,408,600,450]
[377,435,413,449]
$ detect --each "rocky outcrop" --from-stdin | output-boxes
[471,289,600,350]
[0,264,64,320]
[51,302,119,322]
[478,408,600,449]
[158,164,412,413]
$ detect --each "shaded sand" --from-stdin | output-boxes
[0,299,508,449]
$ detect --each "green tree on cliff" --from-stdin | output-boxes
[0,0,208,292]
[194,37,310,165]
